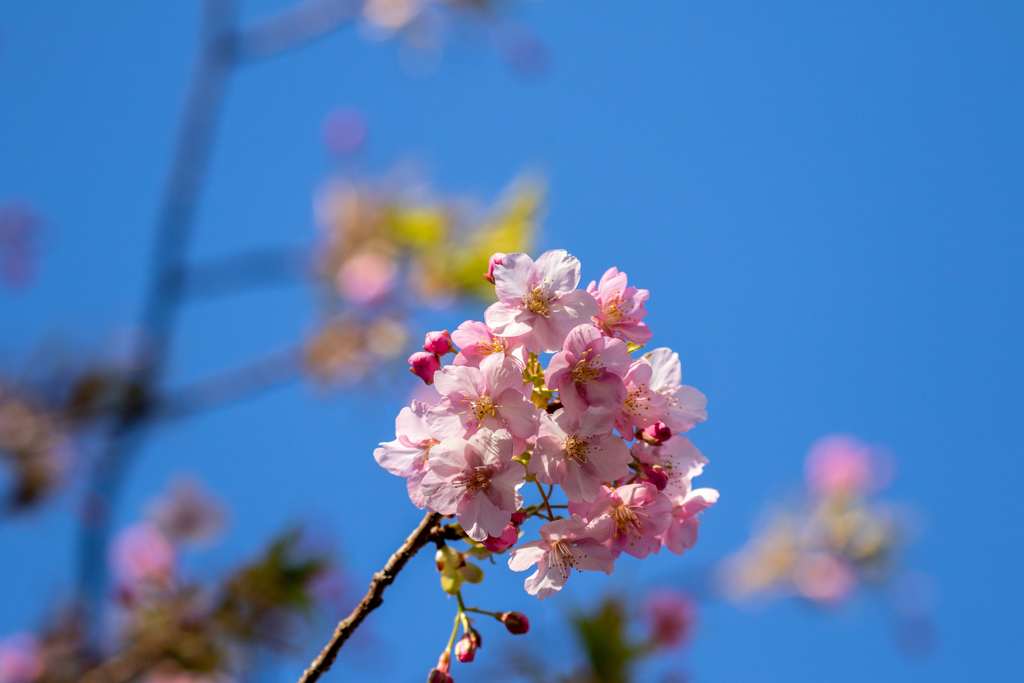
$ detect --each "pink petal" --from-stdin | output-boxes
[508,540,549,571]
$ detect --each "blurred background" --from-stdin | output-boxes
[1,1,1023,681]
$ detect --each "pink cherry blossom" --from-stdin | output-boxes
[147,478,225,546]
[420,428,526,541]
[337,250,397,303]
[661,486,718,555]
[484,250,600,353]
[529,407,632,503]
[508,516,614,600]
[582,483,673,559]
[0,633,43,683]
[613,359,668,436]
[110,522,176,595]
[646,347,707,434]
[450,320,527,369]
[374,400,445,508]
[586,266,652,344]
[632,436,709,503]
[545,324,631,417]
[804,434,874,495]
[427,353,537,441]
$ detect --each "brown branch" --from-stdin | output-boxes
[297,510,442,683]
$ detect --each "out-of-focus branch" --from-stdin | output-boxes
[77,0,238,638]
[156,347,304,421]
[297,511,444,683]
[236,0,358,63]
[183,245,312,301]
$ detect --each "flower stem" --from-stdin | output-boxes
[535,480,554,520]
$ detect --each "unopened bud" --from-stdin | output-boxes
[499,611,530,635]
[427,669,453,683]
[409,351,441,385]
[482,523,519,553]
[644,464,669,491]
[484,252,506,285]
[455,632,479,663]
[510,510,527,526]
[641,421,672,445]
[423,330,455,356]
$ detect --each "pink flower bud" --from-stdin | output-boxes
[423,330,455,356]
[483,252,506,285]
[408,352,441,385]
[644,465,669,491]
[427,669,454,683]
[455,632,479,663]
[499,611,530,635]
[482,523,519,553]
[641,421,672,445]
[510,510,527,526]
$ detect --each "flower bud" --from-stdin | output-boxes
[423,330,454,356]
[499,611,530,635]
[409,352,441,385]
[644,464,669,491]
[482,524,519,553]
[484,252,506,285]
[455,632,479,663]
[510,510,527,526]
[427,668,453,683]
[641,421,672,445]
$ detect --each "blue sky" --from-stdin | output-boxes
[1,1,1023,681]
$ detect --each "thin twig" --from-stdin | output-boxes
[237,0,357,63]
[155,347,304,421]
[297,510,442,683]
[183,244,311,301]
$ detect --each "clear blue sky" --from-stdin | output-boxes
[1,1,1023,681]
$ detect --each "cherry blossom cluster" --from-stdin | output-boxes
[377,249,717,680]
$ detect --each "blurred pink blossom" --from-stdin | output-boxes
[0,633,43,683]
[110,522,176,595]
[792,552,857,605]
[148,478,225,547]
[644,590,696,649]
[804,434,875,495]
[337,251,398,303]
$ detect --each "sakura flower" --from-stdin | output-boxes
[147,478,225,547]
[614,358,668,436]
[482,523,519,553]
[508,516,614,600]
[792,552,858,605]
[0,633,43,683]
[420,428,526,541]
[644,591,696,649]
[485,250,600,353]
[110,522,176,595]
[661,486,718,555]
[530,407,632,503]
[484,252,505,285]
[646,348,707,434]
[632,436,709,502]
[374,400,444,508]
[545,324,631,417]
[582,483,673,559]
[450,320,527,369]
[804,434,875,496]
[427,353,537,441]
[586,266,652,344]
